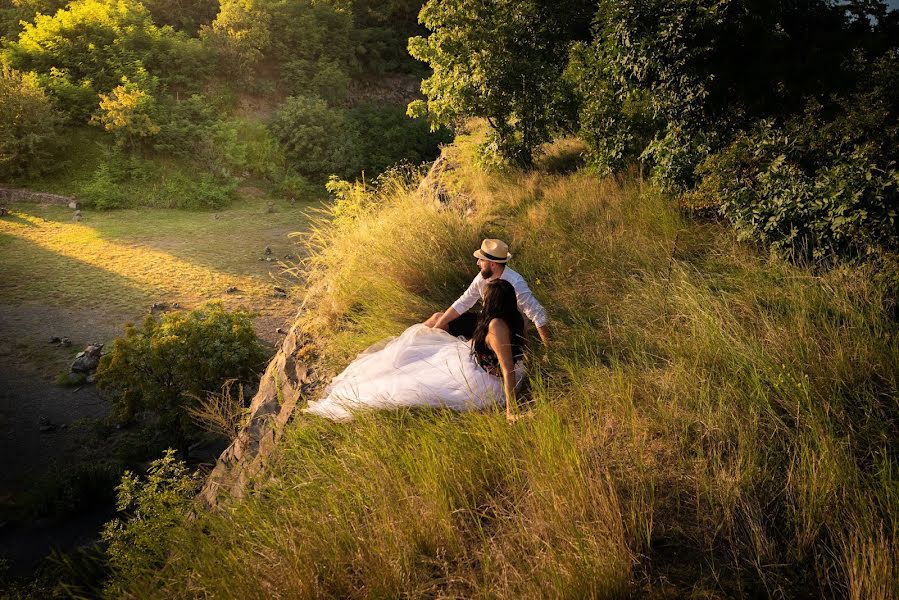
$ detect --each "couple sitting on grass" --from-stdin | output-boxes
[305,239,550,423]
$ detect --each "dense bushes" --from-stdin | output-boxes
[102,450,199,597]
[269,95,360,182]
[348,103,452,176]
[0,65,63,178]
[95,303,267,447]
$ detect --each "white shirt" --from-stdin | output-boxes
[450,266,549,329]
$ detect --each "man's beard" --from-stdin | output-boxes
[480,265,493,278]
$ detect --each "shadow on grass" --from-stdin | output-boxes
[0,211,40,228]
[0,232,155,310]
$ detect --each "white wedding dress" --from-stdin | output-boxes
[304,324,525,421]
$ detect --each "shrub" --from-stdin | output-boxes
[93,73,162,149]
[269,95,360,181]
[348,103,450,177]
[0,65,64,179]
[692,107,899,261]
[101,449,199,596]
[95,303,268,448]
[4,0,206,121]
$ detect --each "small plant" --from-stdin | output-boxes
[186,379,250,442]
[101,449,199,596]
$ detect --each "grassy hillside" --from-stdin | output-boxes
[105,127,898,598]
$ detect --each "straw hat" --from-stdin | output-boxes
[473,239,511,263]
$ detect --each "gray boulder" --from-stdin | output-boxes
[71,343,103,374]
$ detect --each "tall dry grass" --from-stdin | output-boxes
[111,127,898,598]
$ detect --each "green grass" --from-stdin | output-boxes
[102,126,898,598]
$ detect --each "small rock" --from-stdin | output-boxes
[265,257,274,262]
[59,337,72,347]
[276,327,287,335]
[283,254,293,260]
[172,302,181,309]
[289,198,296,207]
[212,213,221,220]
[72,209,82,222]
[68,200,80,210]
[273,286,287,294]
[0,207,8,217]
[38,416,56,433]
[71,343,103,373]
[225,286,238,294]
[151,302,168,312]
[85,374,95,384]
[48,336,61,344]
[265,202,275,214]
[264,246,272,256]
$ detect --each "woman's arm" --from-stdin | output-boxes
[486,318,518,422]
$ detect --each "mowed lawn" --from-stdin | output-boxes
[0,195,317,372]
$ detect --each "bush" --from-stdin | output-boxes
[101,449,199,596]
[95,303,268,448]
[269,95,360,182]
[0,65,64,179]
[692,91,899,261]
[348,103,450,177]
[81,152,236,210]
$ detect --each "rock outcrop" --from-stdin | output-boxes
[200,153,458,508]
[199,318,315,508]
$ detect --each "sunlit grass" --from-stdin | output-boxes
[0,197,312,317]
[107,128,898,598]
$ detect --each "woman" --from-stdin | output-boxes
[304,279,527,422]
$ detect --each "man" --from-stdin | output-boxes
[425,238,550,346]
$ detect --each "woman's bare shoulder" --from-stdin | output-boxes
[487,318,510,336]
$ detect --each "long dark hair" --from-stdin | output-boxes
[472,279,525,361]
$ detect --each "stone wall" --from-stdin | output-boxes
[0,186,77,206]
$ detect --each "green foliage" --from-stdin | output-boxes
[350,0,425,73]
[694,120,898,261]
[93,73,162,149]
[0,65,64,178]
[141,0,218,33]
[409,0,592,166]
[0,0,69,40]
[95,303,267,445]
[348,103,451,176]
[101,449,199,596]
[4,0,208,121]
[270,95,360,181]
[81,152,236,209]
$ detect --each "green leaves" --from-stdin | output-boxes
[95,303,268,445]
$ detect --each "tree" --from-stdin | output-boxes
[269,95,360,181]
[408,0,592,166]
[95,303,267,450]
[4,0,204,121]
[0,65,63,179]
[94,74,162,149]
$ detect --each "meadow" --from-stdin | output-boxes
[105,130,898,598]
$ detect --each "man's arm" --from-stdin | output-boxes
[432,307,461,330]
[512,278,550,347]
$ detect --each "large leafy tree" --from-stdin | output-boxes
[408,0,592,166]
